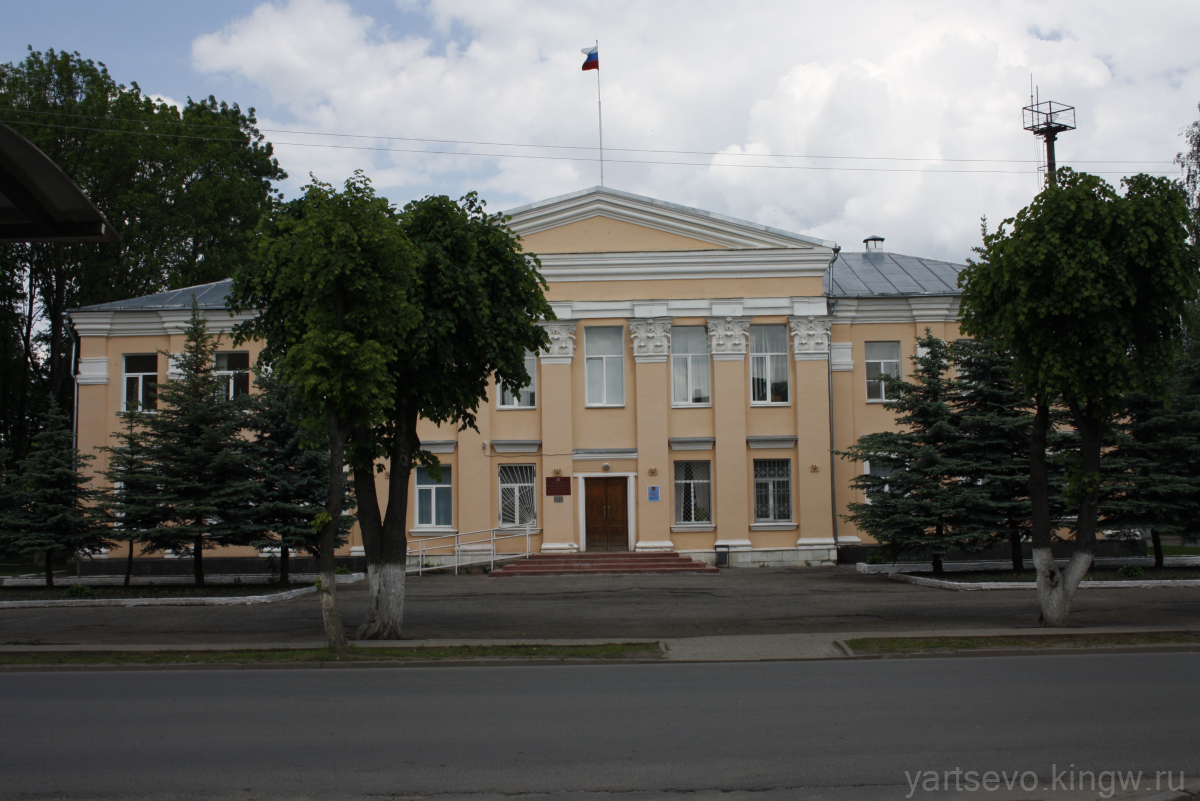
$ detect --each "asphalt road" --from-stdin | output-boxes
[5,567,1200,645]
[2,653,1197,800]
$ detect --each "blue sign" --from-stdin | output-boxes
[648,485,660,502]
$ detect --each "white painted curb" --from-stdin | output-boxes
[891,573,1200,591]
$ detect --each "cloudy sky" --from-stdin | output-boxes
[4,0,1199,262]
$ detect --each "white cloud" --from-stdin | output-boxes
[192,0,1200,262]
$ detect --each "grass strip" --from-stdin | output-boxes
[0,642,660,667]
[0,584,311,601]
[847,631,1200,655]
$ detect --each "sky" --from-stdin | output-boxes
[4,0,1200,263]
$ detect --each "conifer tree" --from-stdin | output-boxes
[948,339,1034,571]
[839,332,991,573]
[244,368,352,584]
[96,409,162,586]
[142,300,255,585]
[2,404,108,586]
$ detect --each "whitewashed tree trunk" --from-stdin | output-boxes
[1033,547,1092,627]
[357,563,405,640]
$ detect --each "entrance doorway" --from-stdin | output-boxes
[584,477,629,552]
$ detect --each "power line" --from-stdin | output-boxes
[0,113,1180,176]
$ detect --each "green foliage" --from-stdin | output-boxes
[229,172,419,440]
[95,409,162,563]
[1177,103,1200,231]
[1118,564,1145,579]
[838,332,992,567]
[65,583,94,598]
[0,404,108,580]
[243,367,353,556]
[960,169,1198,418]
[0,48,284,458]
[139,301,256,572]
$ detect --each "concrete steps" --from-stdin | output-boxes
[489,552,719,577]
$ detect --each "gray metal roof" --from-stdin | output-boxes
[72,249,967,314]
[74,279,234,312]
[826,251,964,298]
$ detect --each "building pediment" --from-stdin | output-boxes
[506,186,836,254]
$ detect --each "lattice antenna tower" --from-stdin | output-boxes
[1023,84,1075,187]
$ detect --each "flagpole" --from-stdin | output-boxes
[594,39,604,186]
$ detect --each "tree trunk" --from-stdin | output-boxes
[124,535,135,587]
[356,404,416,640]
[931,553,943,575]
[1151,529,1164,570]
[1029,399,1078,627]
[318,407,349,651]
[193,535,205,587]
[44,549,54,588]
[1009,530,1025,572]
[280,544,290,585]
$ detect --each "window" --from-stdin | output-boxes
[585,327,624,406]
[865,341,901,400]
[123,354,158,411]
[674,461,712,524]
[754,459,792,522]
[671,326,711,405]
[499,351,537,408]
[863,460,896,503]
[750,325,789,404]
[498,464,536,526]
[215,352,251,401]
[415,466,453,527]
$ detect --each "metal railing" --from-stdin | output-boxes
[406,525,536,576]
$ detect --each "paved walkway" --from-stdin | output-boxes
[4,567,1200,653]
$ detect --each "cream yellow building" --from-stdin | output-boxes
[69,186,964,567]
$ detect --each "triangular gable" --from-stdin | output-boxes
[506,186,835,254]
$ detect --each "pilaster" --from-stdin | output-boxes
[789,316,835,542]
[538,321,578,552]
[630,318,673,551]
[707,317,750,545]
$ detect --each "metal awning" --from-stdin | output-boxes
[0,121,118,243]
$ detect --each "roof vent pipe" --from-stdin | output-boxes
[864,235,884,252]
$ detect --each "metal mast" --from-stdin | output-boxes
[1023,94,1076,187]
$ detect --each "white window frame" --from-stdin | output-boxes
[122,354,158,411]
[750,325,790,405]
[498,351,537,409]
[498,464,537,527]
[414,465,453,530]
[865,341,902,402]
[671,326,711,407]
[753,459,792,523]
[584,326,625,407]
[673,461,712,524]
[215,351,251,401]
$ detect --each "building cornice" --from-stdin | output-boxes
[536,248,831,283]
[830,296,961,324]
[69,308,256,338]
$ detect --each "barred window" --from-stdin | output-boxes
[865,341,901,401]
[498,464,536,526]
[123,354,158,411]
[673,461,712,524]
[415,466,452,527]
[754,459,792,522]
[750,325,789,404]
[671,326,710,405]
[499,351,537,408]
[215,352,251,401]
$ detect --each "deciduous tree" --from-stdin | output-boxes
[960,169,1199,625]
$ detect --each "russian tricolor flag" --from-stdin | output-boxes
[581,45,599,71]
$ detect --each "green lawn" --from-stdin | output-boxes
[0,643,661,667]
[847,631,1200,655]
[0,583,309,601]
[1162,544,1200,556]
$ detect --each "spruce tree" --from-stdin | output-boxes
[142,300,255,585]
[244,368,352,584]
[1101,342,1200,567]
[948,339,1034,571]
[839,332,991,573]
[96,410,162,586]
[2,404,108,586]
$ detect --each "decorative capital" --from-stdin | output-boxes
[706,316,750,360]
[628,317,672,363]
[788,315,832,360]
[538,321,577,364]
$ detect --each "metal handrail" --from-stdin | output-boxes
[406,524,534,575]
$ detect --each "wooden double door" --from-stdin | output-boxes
[585,477,629,552]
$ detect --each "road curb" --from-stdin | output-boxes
[0,574,365,609]
[889,572,1200,591]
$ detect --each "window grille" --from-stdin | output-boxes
[674,461,712,523]
[499,464,536,526]
[754,459,792,522]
